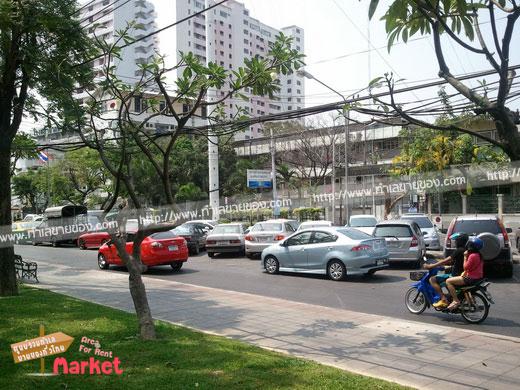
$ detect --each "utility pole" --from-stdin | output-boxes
[331,132,336,224]
[206,0,219,219]
[270,127,279,218]
[344,109,350,224]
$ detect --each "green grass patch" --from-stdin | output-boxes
[0,287,408,389]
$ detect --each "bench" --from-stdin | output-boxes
[14,254,39,283]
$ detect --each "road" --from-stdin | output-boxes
[15,244,520,338]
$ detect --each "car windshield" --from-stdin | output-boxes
[173,226,191,235]
[453,220,501,235]
[152,231,176,239]
[350,217,377,227]
[336,228,372,240]
[212,225,241,234]
[252,223,282,232]
[374,225,412,238]
[401,216,433,228]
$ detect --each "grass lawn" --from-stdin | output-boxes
[0,287,408,389]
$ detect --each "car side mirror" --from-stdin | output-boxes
[244,229,250,234]
[506,227,512,233]
[422,231,427,235]
[280,240,288,247]
[439,228,447,234]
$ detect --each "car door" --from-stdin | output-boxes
[282,231,313,269]
[306,231,338,270]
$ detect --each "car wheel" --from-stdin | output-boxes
[171,262,183,272]
[78,239,86,250]
[327,260,346,281]
[415,257,424,269]
[264,256,279,274]
[97,254,109,270]
[52,239,60,248]
[246,253,254,259]
[32,240,39,246]
[207,252,214,258]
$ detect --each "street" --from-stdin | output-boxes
[15,244,520,338]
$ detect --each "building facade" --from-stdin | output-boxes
[79,0,160,82]
[175,0,305,140]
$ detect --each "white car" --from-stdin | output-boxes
[399,213,441,251]
[297,220,333,231]
[348,215,378,235]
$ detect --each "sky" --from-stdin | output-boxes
[21,0,520,133]
[153,0,520,118]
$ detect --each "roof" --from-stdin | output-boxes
[376,220,418,226]
[454,215,499,221]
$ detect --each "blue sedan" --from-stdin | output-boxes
[261,227,389,281]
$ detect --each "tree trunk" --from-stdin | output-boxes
[111,235,156,339]
[128,269,156,339]
[0,148,18,296]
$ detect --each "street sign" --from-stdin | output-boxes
[11,331,74,364]
[247,169,272,189]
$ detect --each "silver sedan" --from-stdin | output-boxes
[205,223,247,257]
[261,227,389,281]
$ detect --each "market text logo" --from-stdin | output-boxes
[52,336,123,375]
[11,332,74,364]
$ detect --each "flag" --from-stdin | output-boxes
[37,149,49,163]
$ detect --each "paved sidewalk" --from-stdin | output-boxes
[31,260,520,389]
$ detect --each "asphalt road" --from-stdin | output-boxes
[15,244,520,338]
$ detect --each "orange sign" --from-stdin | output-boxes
[11,332,74,364]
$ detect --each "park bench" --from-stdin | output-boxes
[14,254,39,283]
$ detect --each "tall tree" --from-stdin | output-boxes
[61,26,304,339]
[0,0,93,296]
[366,0,520,160]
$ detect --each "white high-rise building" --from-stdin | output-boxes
[175,0,305,140]
[79,0,160,82]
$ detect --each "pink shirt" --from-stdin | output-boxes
[464,253,483,279]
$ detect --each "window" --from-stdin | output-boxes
[244,20,248,26]
[296,45,300,51]
[374,225,413,238]
[286,232,312,246]
[297,89,301,94]
[312,232,337,243]
[287,79,292,84]
[297,80,301,86]
[134,97,142,112]
[288,105,292,110]
[297,98,301,103]
[244,29,248,34]
[244,48,249,54]
[296,37,300,42]
[285,223,295,232]
[288,97,292,102]
[287,88,292,93]
[296,28,300,33]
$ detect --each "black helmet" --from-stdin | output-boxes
[450,232,469,248]
[466,237,484,252]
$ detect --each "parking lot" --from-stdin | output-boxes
[15,244,520,338]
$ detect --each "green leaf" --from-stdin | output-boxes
[369,76,384,88]
[368,0,380,20]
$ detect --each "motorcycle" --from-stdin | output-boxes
[404,258,494,324]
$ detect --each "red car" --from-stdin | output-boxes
[78,219,139,249]
[97,231,188,271]
[78,231,110,249]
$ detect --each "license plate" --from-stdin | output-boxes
[216,241,228,246]
[376,260,384,266]
[257,237,270,242]
[168,245,178,251]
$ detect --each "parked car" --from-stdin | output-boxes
[78,219,138,250]
[97,230,188,271]
[33,205,88,247]
[22,214,43,223]
[187,220,217,230]
[399,213,441,250]
[245,220,298,258]
[443,215,513,277]
[297,220,333,231]
[205,223,247,257]
[348,215,378,235]
[261,227,389,280]
[173,223,207,255]
[373,220,426,267]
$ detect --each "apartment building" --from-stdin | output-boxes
[175,0,305,140]
[79,0,160,82]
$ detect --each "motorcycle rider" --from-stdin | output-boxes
[425,232,469,309]
[446,237,485,311]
